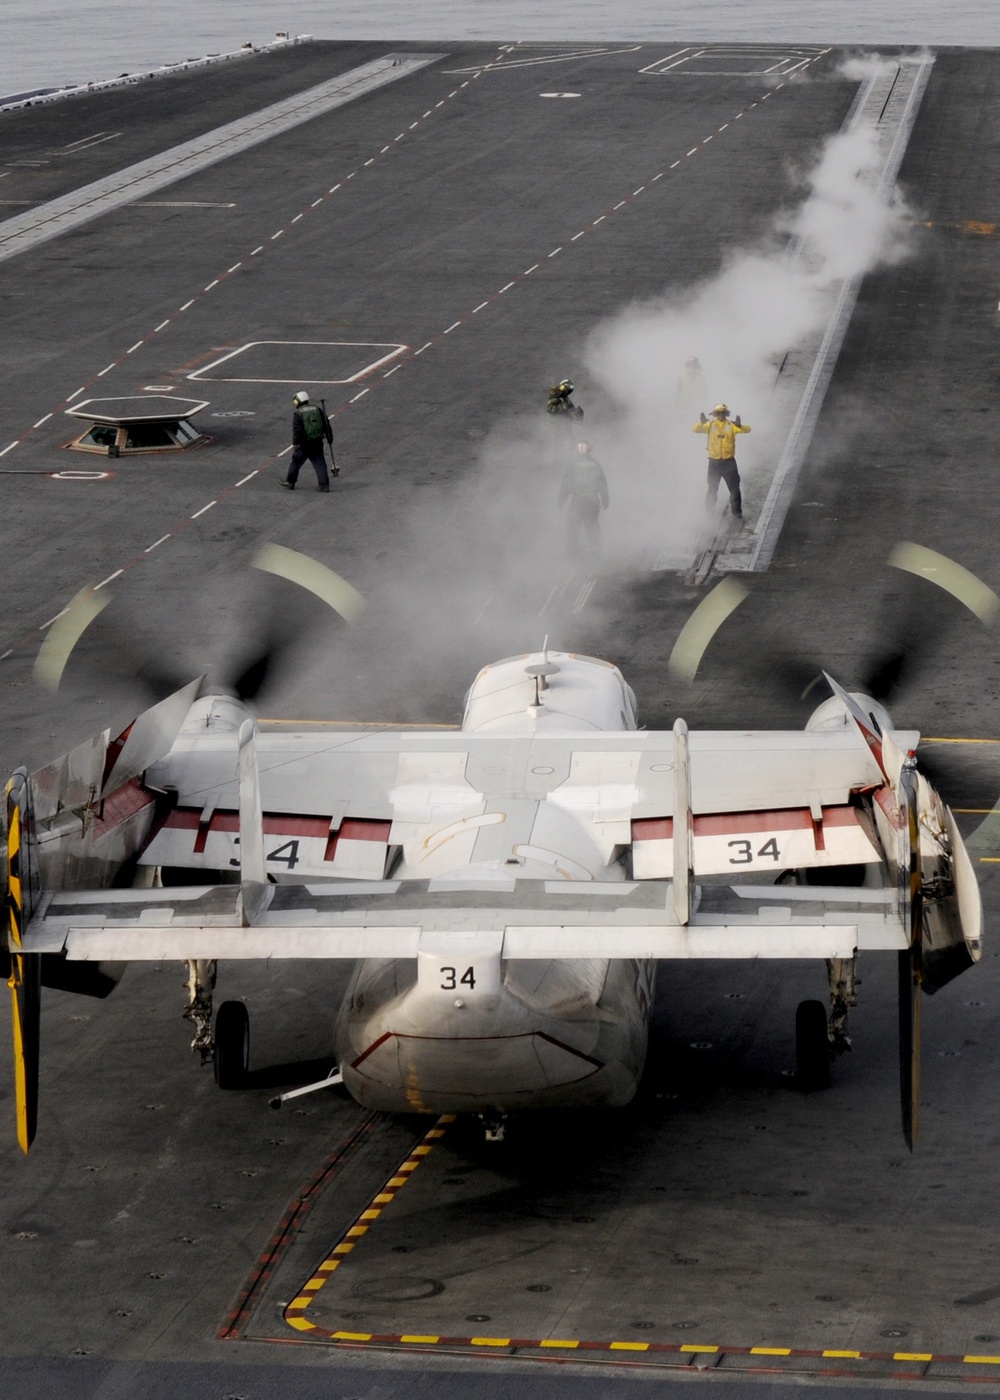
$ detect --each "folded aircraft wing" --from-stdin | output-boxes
[139,726,901,881]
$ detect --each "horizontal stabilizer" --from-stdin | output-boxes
[20,877,908,960]
[32,923,862,962]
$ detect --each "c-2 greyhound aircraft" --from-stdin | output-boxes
[4,549,983,1152]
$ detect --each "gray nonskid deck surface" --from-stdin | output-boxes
[0,37,999,1395]
[0,54,445,263]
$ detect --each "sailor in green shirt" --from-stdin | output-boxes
[558,441,609,558]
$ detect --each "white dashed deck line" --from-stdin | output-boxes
[1,45,833,664]
[154,320,170,332]
[32,415,52,428]
[94,569,124,589]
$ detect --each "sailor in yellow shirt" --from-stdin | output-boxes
[692,403,750,520]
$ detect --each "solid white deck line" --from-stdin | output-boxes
[0,53,444,265]
[727,55,935,573]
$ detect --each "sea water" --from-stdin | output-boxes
[2,0,998,100]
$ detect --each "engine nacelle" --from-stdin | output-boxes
[805,691,895,739]
[462,651,637,735]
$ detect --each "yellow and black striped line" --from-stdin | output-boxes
[281,1118,1000,1375]
[284,1114,455,1333]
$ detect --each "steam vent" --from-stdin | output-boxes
[64,396,210,456]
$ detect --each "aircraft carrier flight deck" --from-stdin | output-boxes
[2,37,1000,1400]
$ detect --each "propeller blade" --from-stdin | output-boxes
[33,588,110,692]
[668,578,749,683]
[860,543,1000,707]
[897,755,923,1151]
[251,544,367,623]
[34,587,188,704]
[9,953,40,1156]
[889,542,1000,624]
[6,770,40,1154]
[898,946,921,1152]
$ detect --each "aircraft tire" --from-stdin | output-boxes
[795,998,830,1091]
[214,1000,250,1089]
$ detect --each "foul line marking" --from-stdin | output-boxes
[284,1115,455,1334]
[219,1112,382,1341]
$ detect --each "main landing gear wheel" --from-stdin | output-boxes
[795,999,831,1092]
[213,1000,250,1089]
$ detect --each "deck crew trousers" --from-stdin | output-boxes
[706,458,742,518]
[287,443,329,489]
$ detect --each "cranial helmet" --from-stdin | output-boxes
[559,379,574,392]
[713,403,729,415]
[293,390,310,406]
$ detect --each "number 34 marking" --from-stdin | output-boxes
[440,966,477,991]
[728,837,780,865]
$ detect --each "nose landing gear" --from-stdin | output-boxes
[213,999,250,1089]
[795,999,831,1092]
[480,1110,507,1143]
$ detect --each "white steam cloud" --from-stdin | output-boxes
[301,118,919,720]
[579,120,915,559]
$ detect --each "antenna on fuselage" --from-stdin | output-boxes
[525,661,560,707]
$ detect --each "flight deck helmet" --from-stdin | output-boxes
[712,403,729,417]
[293,390,310,406]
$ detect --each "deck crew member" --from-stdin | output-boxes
[675,355,706,408]
[558,440,609,558]
[693,403,749,520]
[547,377,584,421]
[283,391,335,491]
